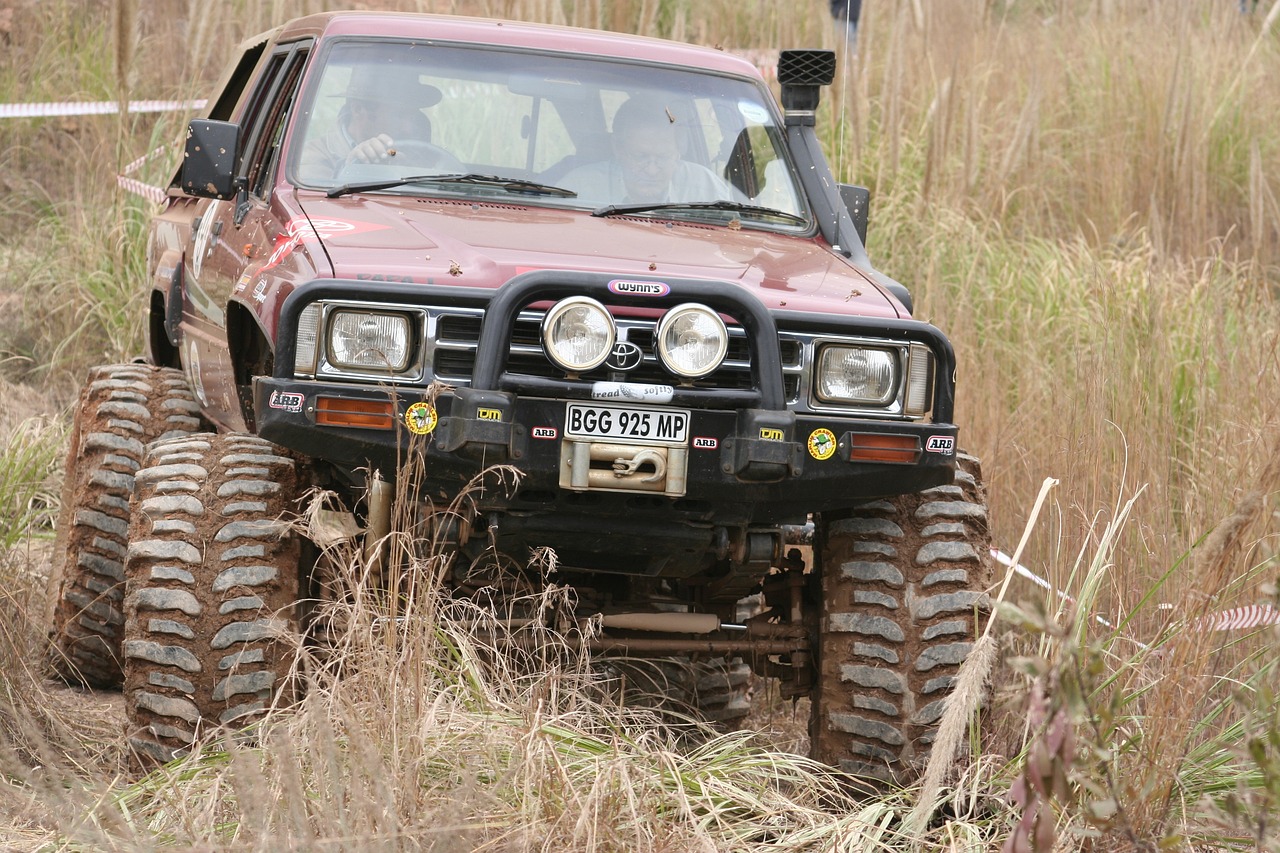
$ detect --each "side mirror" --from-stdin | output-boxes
[838,183,869,249]
[182,119,240,199]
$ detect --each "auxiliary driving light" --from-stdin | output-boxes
[655,303,728,379]
[541,296,616,373]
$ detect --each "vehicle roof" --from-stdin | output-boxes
[273,11,764,80]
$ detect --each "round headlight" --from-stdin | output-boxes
[328,310,412,372]
[542,297,616,373]
[656,304,728,379]
[815,345,898,405]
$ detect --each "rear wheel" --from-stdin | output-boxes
[809,453,993,783]
[45,364,203,688]
[604,656,754,729]
[121,432,302,763]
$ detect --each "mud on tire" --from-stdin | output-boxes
[809,452,993,783]
[45,364,204,688]
[122,432,301,764]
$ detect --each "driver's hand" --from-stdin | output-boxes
[347,133,395,165]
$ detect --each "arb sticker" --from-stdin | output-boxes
[268,390,305,413]
[531,426,558,439]
[807,428,837,460]
[692,436,718,450]
[925,435,955,453]
[405,402,438,435]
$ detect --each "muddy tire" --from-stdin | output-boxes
[121,432,302,764]
[809,453,994,783]
[45,364,203,688]
[606,655,754,729]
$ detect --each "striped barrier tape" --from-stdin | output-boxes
[117,144,172,204]
[995,547,1280,637]
[0,98,205,119]
[0,99,204,202]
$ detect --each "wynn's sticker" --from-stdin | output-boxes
[925,435,955,454]
[608,279,670,297]
[404,402,438,435]
[268,390,305,413]
[807,428,837,460]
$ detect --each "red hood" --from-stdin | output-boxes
[294,192,903,318]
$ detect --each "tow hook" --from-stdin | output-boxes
[612,449,666,482]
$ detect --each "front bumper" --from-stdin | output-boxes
[258,271,961,524]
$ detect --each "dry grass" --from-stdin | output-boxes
[1,0,1279,849]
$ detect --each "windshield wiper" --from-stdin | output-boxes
[327,172,576,199]
[591,199,807,225]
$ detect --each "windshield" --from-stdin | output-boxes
[289,40,809,230]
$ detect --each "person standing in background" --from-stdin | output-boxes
[830,0,863,53]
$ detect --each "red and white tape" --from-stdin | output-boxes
[0,99,205,202]
[995,547,1280,636]
[116,144,172,204]
[0,99,204,119]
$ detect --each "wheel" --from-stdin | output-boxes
[121,432,302,764]
[45,364,203,688]
[809,452,994,783]
[602,655,754,730]
[386,139,463,171]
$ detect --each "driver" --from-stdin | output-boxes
[301,63,459,179]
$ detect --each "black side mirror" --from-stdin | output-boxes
[838,183,869,248]
[182,119,240,199]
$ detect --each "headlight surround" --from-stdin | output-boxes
[815,344,899,406]
[541,296,616,373]
[655,303,728,379]
[327,310,413,373]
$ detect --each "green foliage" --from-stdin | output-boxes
[0,418,62,550]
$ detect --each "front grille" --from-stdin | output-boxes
[431,308,803,400]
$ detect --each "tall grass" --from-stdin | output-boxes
[1,0,1279,849]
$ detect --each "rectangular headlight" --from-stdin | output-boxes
[327,310,413,373]
[815,345,899,406]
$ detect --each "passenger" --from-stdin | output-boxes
[563,96,737,206]
[300,63,460,180]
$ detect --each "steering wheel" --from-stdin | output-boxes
[387,140,462,171]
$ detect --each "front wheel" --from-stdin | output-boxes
[121,432,303,764]
[809,453,993,783]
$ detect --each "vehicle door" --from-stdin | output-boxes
[182,40,310,431]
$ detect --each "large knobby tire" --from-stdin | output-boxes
[45,364,203,688]
[603,656,753,730]
[810,452,994,783]
[121,432,301,764]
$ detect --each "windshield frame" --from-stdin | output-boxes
[284,36,814,235]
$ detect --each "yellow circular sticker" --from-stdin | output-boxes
[808,428,837,460]
[404,402,438,435]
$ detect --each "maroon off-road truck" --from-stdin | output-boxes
[45,12,991,780]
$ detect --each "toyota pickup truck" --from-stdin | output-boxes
[45,11,991,781]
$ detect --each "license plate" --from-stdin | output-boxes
[564,403,690,443]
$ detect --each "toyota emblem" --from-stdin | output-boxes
[606,340,644,371]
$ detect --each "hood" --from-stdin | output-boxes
[295,193,903,318]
